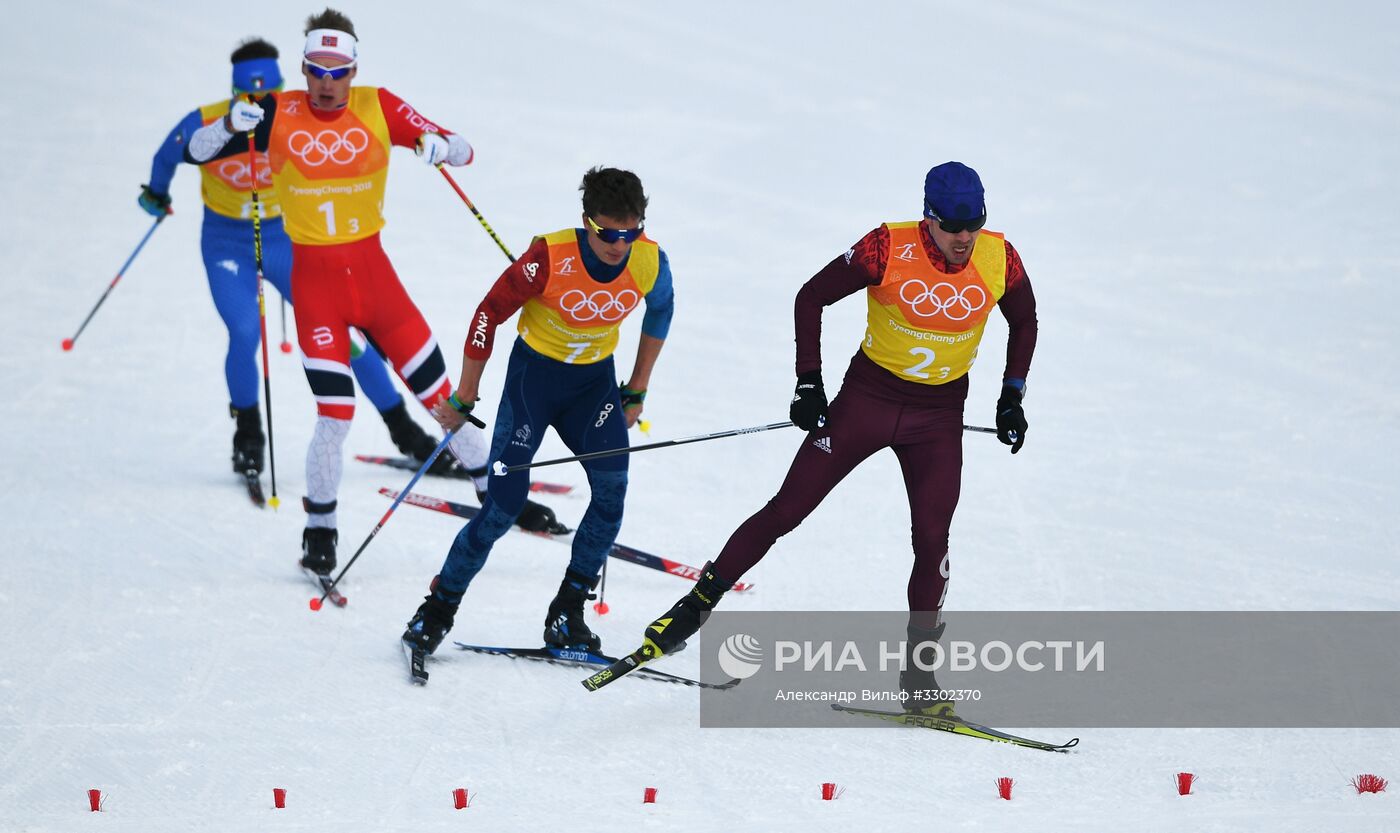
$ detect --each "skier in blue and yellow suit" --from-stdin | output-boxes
[139,37,440,477]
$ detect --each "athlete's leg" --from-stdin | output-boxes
[199,215,260,409]
[435,342,550,598]
[347,328,406,413]
[258,216,293,301]
[261,222,407,416]
[357,246,488,489]
[891,403,965,623]
[710,380,898,583]
[291,243,356,536]
[550,362,628,579]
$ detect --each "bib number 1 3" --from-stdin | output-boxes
[316,201,359,236]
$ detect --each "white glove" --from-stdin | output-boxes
[416,132,450,166]
[227,99,265,132]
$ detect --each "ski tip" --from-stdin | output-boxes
[335,595,348,607]
[309,597,323,611]
[581,665,617,691]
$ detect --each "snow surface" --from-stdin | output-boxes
[4,1,1399,830]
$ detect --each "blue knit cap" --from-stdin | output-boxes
[923,161,985,221]
[232,57,283,95]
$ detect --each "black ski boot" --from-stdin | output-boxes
[543,569,604,652]
[300,527,338,576]
[642,562,733,657]
[231,403,265,474]
[382,401,433,459]
[477,490,569,535]
[900,622,956,718]
[382,401,461,476]
[403,589,459,655]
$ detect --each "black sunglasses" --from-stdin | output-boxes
[924,201,987,234]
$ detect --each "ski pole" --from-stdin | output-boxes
[62,209,171,351]
[593,560,610,615]
[279,297,292,353]
[246,125,281,509]
[436,164,516,262]
[493,421,797,475]
[311,416,485,611]
[492,422,1001,475]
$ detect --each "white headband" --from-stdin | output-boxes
[304,28,358,64]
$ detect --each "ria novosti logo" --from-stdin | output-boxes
[717,633,764,679]
[716,633,1105,676]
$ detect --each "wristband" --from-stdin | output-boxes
[448,391,473,414]
[620,384,647,406]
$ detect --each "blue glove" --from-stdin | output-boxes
[138,184,171,217]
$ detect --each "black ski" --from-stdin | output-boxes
[356,454,574,494]
[580,643,664,691]
[830,703,1079,752]
[403,640,429,685]
[243,469,265,507]
[303,568,347,608]
[455,643,739,690]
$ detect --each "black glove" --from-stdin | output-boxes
[790,370,828,432]
[995,385,1028,454]
[137,184,171,217]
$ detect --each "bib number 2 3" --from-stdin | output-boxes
[902,347,952,381]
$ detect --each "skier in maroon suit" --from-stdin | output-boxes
[640,162,1038,715]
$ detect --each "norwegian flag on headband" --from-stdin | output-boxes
[322,35,337,46]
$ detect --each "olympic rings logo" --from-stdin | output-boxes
[214,159,272,188]
[898,280,986,321]
[287,127,370,166]
[559,288,639,323]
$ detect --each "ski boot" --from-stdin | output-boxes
[642,561,733,657]
[403,587,459,655]
[382,401,463,476]
[900,622,957,719]
[300,527,338,576]
[230,403,265,474]
[543,569,604,652]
